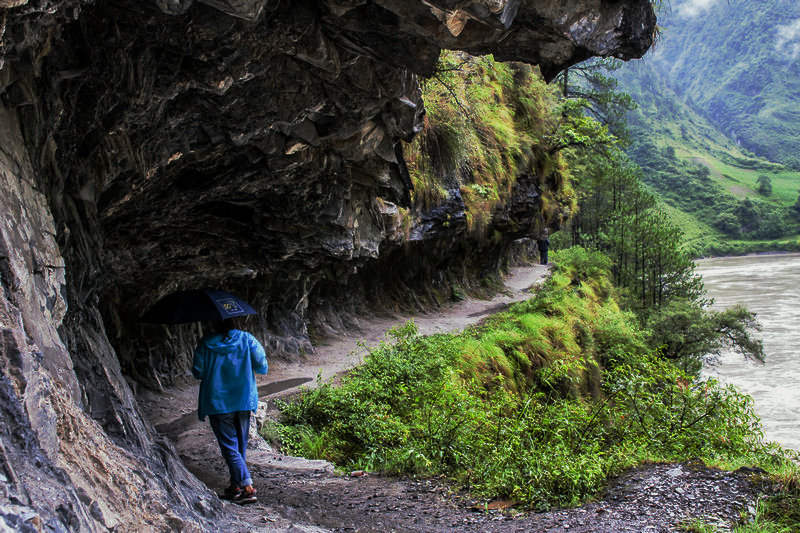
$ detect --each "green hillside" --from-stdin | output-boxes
[648,0,800,167]
[613,8,800,256]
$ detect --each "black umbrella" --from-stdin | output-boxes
[140,288,258,324]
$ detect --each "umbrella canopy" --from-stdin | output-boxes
[140,288,258,324]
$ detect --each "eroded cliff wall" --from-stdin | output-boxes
[0,0,655,529]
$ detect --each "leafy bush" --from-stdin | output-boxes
[645,298,764,375]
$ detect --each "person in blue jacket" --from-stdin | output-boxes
[192,318,268,505]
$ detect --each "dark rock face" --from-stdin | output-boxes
[324,0,657,80]
[0,0,655,529]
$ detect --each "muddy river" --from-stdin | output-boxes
[695,253,800,451]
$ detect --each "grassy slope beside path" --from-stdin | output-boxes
[274,248,793,510]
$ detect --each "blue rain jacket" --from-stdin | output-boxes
[192,330,268,421]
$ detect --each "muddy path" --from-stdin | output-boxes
[138,264,768,532]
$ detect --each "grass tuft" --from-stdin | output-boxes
[404,53,574,238]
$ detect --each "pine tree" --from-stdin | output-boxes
[756,174,772,196]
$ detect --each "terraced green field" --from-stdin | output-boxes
[680,151,800,206]
[618,58,800,257]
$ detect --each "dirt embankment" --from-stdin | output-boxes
[139,265,769,532]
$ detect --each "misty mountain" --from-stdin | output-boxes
[609,0,800,254]
[643,0,800,167]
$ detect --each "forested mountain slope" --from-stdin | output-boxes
[615,0,800,255]
[648,0,800,167]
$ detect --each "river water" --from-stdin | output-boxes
[695,254,800,451]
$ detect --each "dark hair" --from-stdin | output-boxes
[212,318,239,339]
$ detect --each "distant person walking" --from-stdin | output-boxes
[192,318,268,505]
[537,236,550,265]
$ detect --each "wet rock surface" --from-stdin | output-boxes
[521,461,769,533]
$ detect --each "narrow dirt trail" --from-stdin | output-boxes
[140,264,550,440]
[262,264,552,396]
[138,264,766,532]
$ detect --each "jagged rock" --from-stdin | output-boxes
[155,0,194,16]
[323,0,657,80]
[0,0,656,529]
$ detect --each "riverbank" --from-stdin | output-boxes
[685,235,800,260]
[694,250,800,261]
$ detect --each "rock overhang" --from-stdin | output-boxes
[0,0,657,362]
[0,1,656,526]
[177,0,657,79]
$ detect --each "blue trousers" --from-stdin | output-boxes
[208,411,252,488]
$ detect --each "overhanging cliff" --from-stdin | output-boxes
[0,0,655,529]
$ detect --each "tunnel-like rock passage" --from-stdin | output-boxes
[0,0,655,529]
